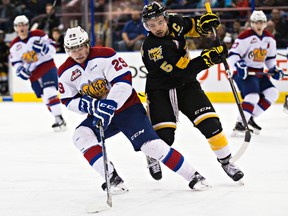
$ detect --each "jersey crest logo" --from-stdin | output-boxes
[80,78,110,99]
[70,69,82,81]
[248,48,267,62]
[22,50,37,64]
[148,46,163,62]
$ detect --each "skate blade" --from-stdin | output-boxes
[238,179,245,186]
[231,130,245,138]
[104,183,129,195]
[192,180,211,191]
[283,108,288,114]
[53,125,67,132]
[251,128,260,135]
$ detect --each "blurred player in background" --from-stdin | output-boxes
[228,10,284,136]
[9,15,66,131]
[283,47,288,114]
[0,30,9,95]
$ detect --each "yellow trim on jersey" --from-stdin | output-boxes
[194,112,219,126]
[153,122,177,131]
[208,131,228,151]
[185,18,200,37]
[176,56,190,69]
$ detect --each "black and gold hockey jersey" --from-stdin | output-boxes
[141,13,208,92]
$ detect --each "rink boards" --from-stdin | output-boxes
[1,50,287,103]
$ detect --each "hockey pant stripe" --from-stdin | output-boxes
[84,145,103,166]
[162,148,184,172]
[194,112,219,126]
[208,131,228,151]
[153,122,176,131]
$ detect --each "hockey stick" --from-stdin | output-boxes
[205,3,251,163]
[248,72,288,77]
[43,0,58,34]
[277,53,287,58]
[31,0,57,32]
[86,120,112,213]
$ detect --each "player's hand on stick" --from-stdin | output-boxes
[78,95,117,130]
[92,99,117,130]
[16,66,31,80]
[268,66,284,80]
[196,12,220,35]
[32,41,49,55]
[201,45,227,67]
[235,60,248,80]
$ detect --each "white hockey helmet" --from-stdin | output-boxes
[250,10,267,22]
[64,26,90,51]
[14,15,29,30]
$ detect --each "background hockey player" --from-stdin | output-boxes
[227,10,284,135]
[141,2,244,183]
[283,46,288,114]
[58,26,213,192]
[10,15,66,131]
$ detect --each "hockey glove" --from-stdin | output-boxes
[92,99,117,130]
[268,66,284,80]
[196,12,220,35]
[32,41,49,55]
[235,60,248,80]
[78,95,117,130]
[79,95,98,115]
[201,45,227,68]
[16,66,31,80]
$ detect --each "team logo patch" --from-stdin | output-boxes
[251,38,257,44]
[231,42,239,49]
[70,69,82,81]
[148,46,163,62]
[80,78,110,99]
[16,44,22,51]
[248,48,267,62]
[22,50,37,63]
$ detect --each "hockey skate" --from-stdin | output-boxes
[189,172,211,191]
[231,121,253,137]
[146,156,162,180]
[52,115,67,131]
[101,169,128,195]
[248,117,261,135]
[283,95,288,114]
[221,163,244,182]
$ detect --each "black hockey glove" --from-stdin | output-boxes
[201,45,228,68]
[196,12,220,35]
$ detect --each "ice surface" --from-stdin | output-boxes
[0,102,287,216]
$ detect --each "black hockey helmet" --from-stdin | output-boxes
[142,2,168,23]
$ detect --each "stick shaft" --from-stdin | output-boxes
[98,122,112,207]
[204,2,251,162]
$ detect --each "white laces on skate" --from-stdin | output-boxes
[147,157,161,173]
[222,163,240,176]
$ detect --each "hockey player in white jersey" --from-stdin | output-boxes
[227,10,284,135]
[10,15,66,131]
[283,47,288,114]
[58,26,212,193]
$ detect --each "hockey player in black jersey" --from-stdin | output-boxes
[141,2,244,182]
